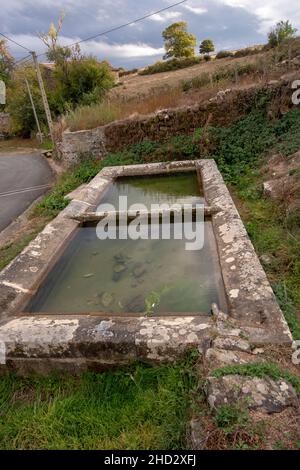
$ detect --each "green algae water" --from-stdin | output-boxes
[99,171,204,208]
[26,221,227,315]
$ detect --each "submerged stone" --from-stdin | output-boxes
[125,295,145,313]
[114,264,127,273]
[133,263,146,278]
[101,292,114,308]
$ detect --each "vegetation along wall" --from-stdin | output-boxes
[60,78,295,166]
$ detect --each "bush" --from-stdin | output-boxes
[7,58,115,136]
[6,65,48,137]
[52,58,115,113]
[119,68,138,77]
[216,50,234,59]
[139,57,202,75]
[182,72,211,91]
[234,47,261,58]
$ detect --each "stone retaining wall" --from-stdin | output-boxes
[60,79,293,167]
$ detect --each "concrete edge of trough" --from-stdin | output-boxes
[0,159,293,374]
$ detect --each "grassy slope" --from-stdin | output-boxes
[0,358,197,450]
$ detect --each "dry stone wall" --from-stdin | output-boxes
[60,79,294,166]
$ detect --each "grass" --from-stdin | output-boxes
[65,101,123,132]
[0,221,47,271]
[64,88,183,131]
[0,358,198,450]
[231,169,300,338]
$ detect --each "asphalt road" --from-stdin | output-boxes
[0,151,53,232]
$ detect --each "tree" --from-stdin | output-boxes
[52,58,115,112]
[162,22,196,59]
[199,39,215,55]
[268,20,297,47]
[0,39,14,83]
[38,11,71,63]
[6,65,48,137]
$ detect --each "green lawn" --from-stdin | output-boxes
[0,360,197,450]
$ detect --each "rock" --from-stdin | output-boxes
[189,418,208,450]
[101,292,114,308]
[114,253,128,264]
[204,348,260,370]
[260,254,273,266]
[133,263,146,278]
[112,263,127,281]
[211,303,229,321]
[263,180,279,199]
[206,375,299,414]
[114,263,127,273]
[125,295,144,313]
[212,336,251,352]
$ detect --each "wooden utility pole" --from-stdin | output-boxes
[31,51,54,144]
[24,77,43,143]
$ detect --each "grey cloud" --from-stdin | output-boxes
[0,0,287,67]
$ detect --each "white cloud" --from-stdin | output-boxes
[80,40,164,58]
[9,34,164,59]
[184,5,208,15]
[216,0,300,33]
[150,11,182,23]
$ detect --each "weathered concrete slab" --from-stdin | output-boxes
[0,315,213,374]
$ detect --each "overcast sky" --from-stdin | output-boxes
[1,0,299,68]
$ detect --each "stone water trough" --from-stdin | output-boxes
[0,160,293,375]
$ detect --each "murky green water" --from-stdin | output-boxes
[26,222,227,315]
[99,172,204,208]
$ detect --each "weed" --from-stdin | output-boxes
[214,403,249,432]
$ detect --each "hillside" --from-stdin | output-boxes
[112,52,265,100]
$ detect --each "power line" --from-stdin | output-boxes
[64,0,188,48]
[0,32,31,52]
[14,54,32,65]
[22,0,189,61]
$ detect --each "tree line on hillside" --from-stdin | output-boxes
[161,19,297,60]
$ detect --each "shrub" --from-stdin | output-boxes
[234,47,261,58]
[139,57,202,75]
[182,72,211,91]
[6,65,48,137]
[52,58,115,113]
[216,50,234,59]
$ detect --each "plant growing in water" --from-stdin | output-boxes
[144,285,173,315]
[145,291,161,315]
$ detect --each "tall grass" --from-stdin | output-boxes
[64,87,182,131]
[65,102,122,132]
